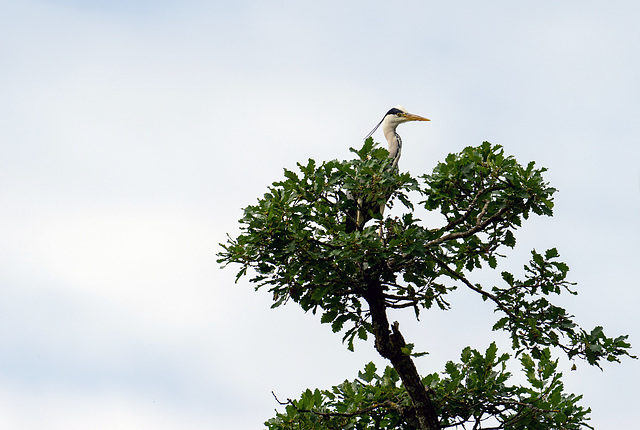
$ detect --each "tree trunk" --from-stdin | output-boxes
[364,279,439,430]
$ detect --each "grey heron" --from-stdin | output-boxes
[345,105,430,233]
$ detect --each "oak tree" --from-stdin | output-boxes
[218,140,634,429]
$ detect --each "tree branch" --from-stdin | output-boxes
[426,206,510,249]
[433,256,517,321]
[271,391,404,418]
[441,185,502,232]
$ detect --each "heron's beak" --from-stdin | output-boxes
[404,113,430,122]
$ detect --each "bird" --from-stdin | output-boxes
[345,106,430,233]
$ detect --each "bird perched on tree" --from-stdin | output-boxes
[345,106,430,233]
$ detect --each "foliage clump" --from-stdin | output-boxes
[267,345,590,430]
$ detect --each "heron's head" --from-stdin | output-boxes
[384,105,430,127]
[365,105,430,139]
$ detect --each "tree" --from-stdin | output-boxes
[218,140,634,429]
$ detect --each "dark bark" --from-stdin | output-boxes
[364,278,439,430]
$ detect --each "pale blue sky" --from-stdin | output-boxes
[1,1,639,429]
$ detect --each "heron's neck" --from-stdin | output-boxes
[383,125,401,163]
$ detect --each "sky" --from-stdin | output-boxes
[1,0,639,428]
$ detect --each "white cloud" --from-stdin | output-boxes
[0,384,223,430]
[7,205,217,326]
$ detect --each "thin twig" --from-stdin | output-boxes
[271,391,402,418]
[433,256,517,321]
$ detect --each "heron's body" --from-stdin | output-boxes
[345,106,429,233]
